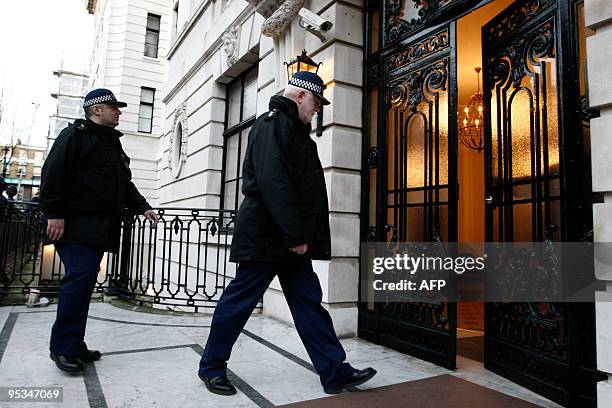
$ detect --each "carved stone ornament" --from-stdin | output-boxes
[260,0,304,38]
[168,102,188,179]
[222,27,240,67]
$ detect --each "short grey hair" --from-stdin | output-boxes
[283,85,306,100]
[84,104,100,119]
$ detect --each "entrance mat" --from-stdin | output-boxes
[457,335,484,363]
[278,374,544,408]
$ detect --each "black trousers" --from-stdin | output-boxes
[49,242,103,357]
[199,260,355,388]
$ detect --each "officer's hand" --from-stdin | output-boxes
[289,244,308,255]
[143,209,159,225]
[46,219,65,241]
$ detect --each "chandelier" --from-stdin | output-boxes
[459,67,484,152]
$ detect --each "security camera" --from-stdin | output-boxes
[298,8,333,41]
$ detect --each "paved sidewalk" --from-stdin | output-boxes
[0,303,561,407]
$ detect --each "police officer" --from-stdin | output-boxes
[198,71,376,395]
[40,89,159,373]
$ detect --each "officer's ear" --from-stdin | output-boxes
[296,90,308,104]
[90,104,103,117]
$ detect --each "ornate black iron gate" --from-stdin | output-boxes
[361,0,601,405]
[359,0,472,369]
[482,0,601,406]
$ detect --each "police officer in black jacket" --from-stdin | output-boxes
[198,72,376,395]
[40,89,159,373]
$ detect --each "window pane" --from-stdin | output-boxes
[147,14,161,30]
[242,69,257,119]
[227,80,241,127]
[238,127,250,176]
[144,30,159,58]
[139,103,153,133]
[145,30,159,45]
[144,44,158,58]
[139,104,153,120]
[224,180,236,210]
[225,134,239,180]
[138,117,152,133]
[223,67,259,210]
[141,88,155,104]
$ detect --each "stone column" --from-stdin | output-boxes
[585,0,612,406]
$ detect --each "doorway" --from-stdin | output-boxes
[359,0,599,406]
[455,0,514,367]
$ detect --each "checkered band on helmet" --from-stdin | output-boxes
[289,77,323,96]
[83,94,118,108]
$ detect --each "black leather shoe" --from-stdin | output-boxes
[79,349,102,363]
[50,352,84,373]
[324,367,377,394]
[198,373,237,396]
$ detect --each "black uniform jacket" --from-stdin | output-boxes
[230,95,332,262]
[40,119,151,252]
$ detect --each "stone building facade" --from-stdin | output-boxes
[86,0,172,205]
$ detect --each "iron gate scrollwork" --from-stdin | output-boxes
[360,21,458,369]
[386,57,452,243]
[385,0,479,45]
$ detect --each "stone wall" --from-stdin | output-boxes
[585,0,612,405]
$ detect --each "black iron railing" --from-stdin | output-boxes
[0,204,244,312]
[0,202,57,293]
[110,208,238,312]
